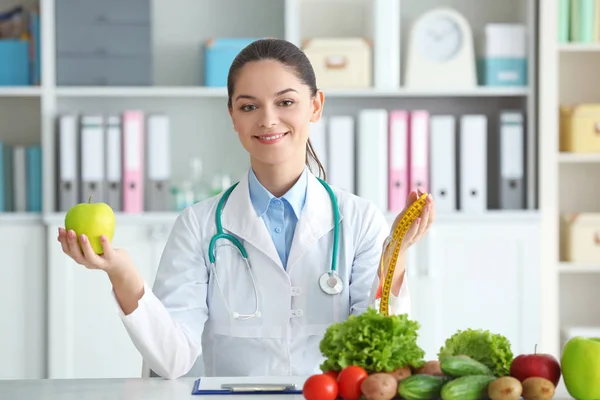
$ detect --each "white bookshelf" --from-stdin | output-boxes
[0,0,547,381]
[539,0,600,371]
[0,0,538,221]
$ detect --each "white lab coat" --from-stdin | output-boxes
[113,170,411,379]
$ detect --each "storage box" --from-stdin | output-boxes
[204,38,259,87]
[302,38,372,89]
[478,23,527,87]
[477,58,527,86]
[560,104,600,153]
[561,213,600,263]
[54,0,152,86]
[0,39,29,86]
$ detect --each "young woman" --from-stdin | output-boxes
[57,38,435,379]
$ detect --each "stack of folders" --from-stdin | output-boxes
[309,110,525,214]
[0,142,42,212]
[56,111,172,213]
[558,0,600,42]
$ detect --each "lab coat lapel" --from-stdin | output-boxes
[286,173,343,272]
[220,171,284,269]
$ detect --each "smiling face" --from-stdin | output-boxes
[228,59,324,170]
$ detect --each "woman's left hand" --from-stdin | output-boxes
[389,187,435,254]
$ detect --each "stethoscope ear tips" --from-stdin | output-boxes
[255,311,262,318]
[232,312,240,319]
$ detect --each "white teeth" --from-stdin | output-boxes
[259,133,285,141]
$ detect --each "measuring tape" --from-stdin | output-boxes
[377,192,429,316]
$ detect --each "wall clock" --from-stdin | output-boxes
[404,8,477,89]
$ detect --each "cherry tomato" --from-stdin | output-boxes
[337,366,368,400]
[323,370,339,380]
[302,374,338,400]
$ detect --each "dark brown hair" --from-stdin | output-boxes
[226,38,326,181]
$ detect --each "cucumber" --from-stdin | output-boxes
[397,373,447,400]
[440,355,493,377]
[440,375,496,400]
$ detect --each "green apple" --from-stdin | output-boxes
[561,336,600,399]
[64,197,115,255]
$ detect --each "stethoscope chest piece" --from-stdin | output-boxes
[319,272,343,295]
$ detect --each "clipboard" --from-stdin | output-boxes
[192,379,303,395]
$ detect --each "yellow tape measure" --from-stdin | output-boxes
[378,192,429,316]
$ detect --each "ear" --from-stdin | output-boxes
[310,90,325,123]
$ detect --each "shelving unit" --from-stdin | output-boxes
[539,0,600,389]
[0,0,538,219]
[0,0,545,381]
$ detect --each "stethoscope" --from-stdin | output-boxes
[208,177,342,320]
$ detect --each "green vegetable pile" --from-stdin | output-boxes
[437,328,514,377]
[319,308,425,373]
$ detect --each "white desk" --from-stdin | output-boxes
[0,376,309,400]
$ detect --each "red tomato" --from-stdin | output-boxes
[337,366,368,400]
[323,370,339,380]
[302,374,338,400]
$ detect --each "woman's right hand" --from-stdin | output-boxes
[57,227,135,277]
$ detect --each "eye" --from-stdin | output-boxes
[279,100,294,107]
[240,104,257,112]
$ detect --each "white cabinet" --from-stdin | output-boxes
[0,220,46,379]
[409,215,541,362]
[46,222,172,379]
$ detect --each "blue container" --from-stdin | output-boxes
[204,38,261,87]
[477,57,528,87]
[0,39,29,86]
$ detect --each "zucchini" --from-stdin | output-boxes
[397,373,447,400]
[440,375,496,400]
[440,355,493,377]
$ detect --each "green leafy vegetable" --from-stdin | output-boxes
[319,308,425,373]
[437,328,514,377]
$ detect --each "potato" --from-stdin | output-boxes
[522,377,555,400]
[488,376,523,400]
[415,360,444,376]
[387,366,412,381]
[360,373,398,400]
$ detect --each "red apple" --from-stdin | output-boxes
[510,344,562,387]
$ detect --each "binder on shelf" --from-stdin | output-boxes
[57,114,79,212]
[146,114,172,212]
[0,142,13,212]
[388,110,409,212]
[409,110,429,193]
[429,115,457,213]
[327,116,355,194]
[357,109,388,211]
[122,111,145,213]
[309,117,328,174]
[105,116,122,212]
[459,115,488,213]
[499,111,525,210]
[80,115,106,204]
[12,146,26,212]
[26,146,42,212]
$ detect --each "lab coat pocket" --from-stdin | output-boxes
[207,241,262,328]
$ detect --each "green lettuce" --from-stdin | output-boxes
[437,328,514,376]
[319,308,425,373]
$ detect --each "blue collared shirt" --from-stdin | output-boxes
[248,167,308,269]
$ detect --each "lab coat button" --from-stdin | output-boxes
[291,287,303,296]
[275,226,282,233]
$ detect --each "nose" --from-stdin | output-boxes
[258,106,278,128]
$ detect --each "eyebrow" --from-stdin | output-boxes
[234,88,298,102]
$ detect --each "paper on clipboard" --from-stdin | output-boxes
[192,376,305,396]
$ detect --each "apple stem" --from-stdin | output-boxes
[88,195,92,204]
[534,344,537,354]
